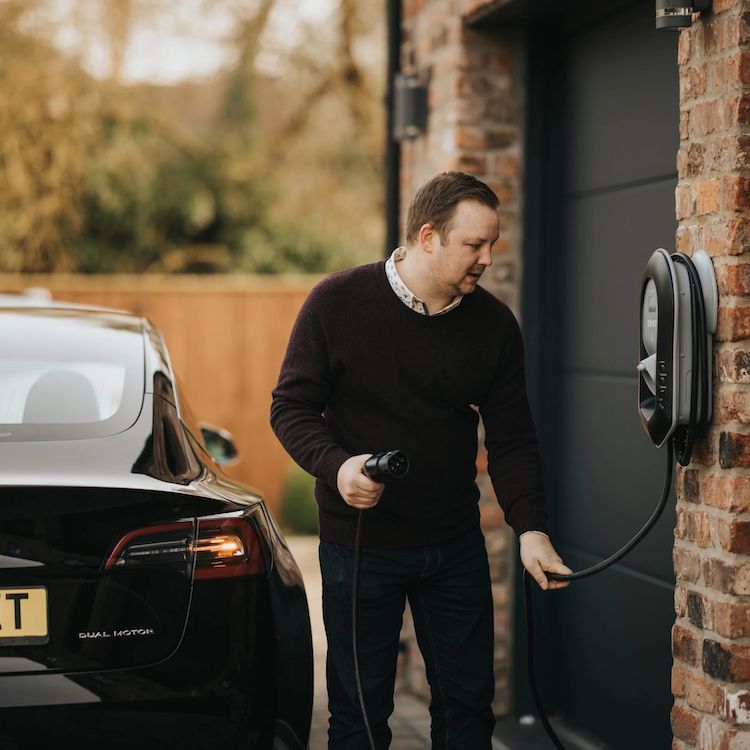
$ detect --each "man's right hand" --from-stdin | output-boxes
[337,454,385,509]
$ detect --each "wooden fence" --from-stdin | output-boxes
[0,274,321,517]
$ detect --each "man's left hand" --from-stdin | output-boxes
[519,533,572,591]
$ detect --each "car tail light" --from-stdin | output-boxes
[193,516,264,579]
[104,522,193,570]
[104,516,265,579]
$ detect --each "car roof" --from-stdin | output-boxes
[0,305,143,333]
[0,289,130,313]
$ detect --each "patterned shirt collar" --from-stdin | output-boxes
[384,247,463,316]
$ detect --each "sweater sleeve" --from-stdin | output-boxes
[478,312,549,538]
[270,286,351,490]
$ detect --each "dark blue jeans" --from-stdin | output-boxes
[319,524,495,749]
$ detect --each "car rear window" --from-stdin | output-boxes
[0,310,145,441]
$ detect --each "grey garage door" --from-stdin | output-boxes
[519,2,680,748]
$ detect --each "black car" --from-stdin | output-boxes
[0,306,313,749]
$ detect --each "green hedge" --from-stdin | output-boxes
[280,465,318,536]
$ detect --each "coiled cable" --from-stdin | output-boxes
[524,251,711,747]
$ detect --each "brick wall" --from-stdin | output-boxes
[396,0,526,717]
[672,2,750,748]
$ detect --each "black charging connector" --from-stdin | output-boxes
[363,450,409,483]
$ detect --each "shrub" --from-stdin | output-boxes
[280,465,318,536]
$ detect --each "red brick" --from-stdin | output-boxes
[678,143,706,179]
[716,264,750,296]
[715,389,750,424]
[674,623,701,667]
[689,589,713,629]
[677,183,695,220]
[701,473,750,513]
[708,136,748,173]
[672,703,700,744]
[676,506,713,547]
[717,347,750,383]
[705,135,750,174]
[689,143,706,176]
[676,224,692,254]
[727,218,750,255]
[725,176,750,211]
[673,663,689,698]
[681,468,701,502]
[713,52,750,88]
[690,222,706,249]
[698,179,723,215]
[691,100,724,137]
[707,222,731,256]
[736,93,750,126]
[734,134,750,170]
[674,546,702,584]
[708,56,734,94]
[704,557,750,596]
[715,601,750,639]
[703,639,750,683]
[717,307,750,342]
[455,126,486,151]
[686,670,723,713]
[691,427,718,466]
[676,585,689,618]
[717,518,750,553]
[682,64,707,102]
[719,430,750,467]
[705,11,744,52]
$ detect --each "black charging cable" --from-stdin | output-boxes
[524,251,712,748]
[672,252,710,466]
[353,450,409,750]
[523,439,673,749]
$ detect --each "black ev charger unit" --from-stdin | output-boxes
[638,249,718,465]
[524,249,718,750]
[354,449,409,750]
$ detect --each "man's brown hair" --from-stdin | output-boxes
[405,171,499,245]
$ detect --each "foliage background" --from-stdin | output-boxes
[0,0,385,274]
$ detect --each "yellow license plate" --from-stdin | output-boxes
[0,587,48,645]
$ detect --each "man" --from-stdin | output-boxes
[271,171,571,749]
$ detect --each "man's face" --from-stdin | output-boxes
[427,200,499,297]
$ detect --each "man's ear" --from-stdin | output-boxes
[417,223,435,253]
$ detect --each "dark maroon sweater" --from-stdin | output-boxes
[270,261,549,547]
